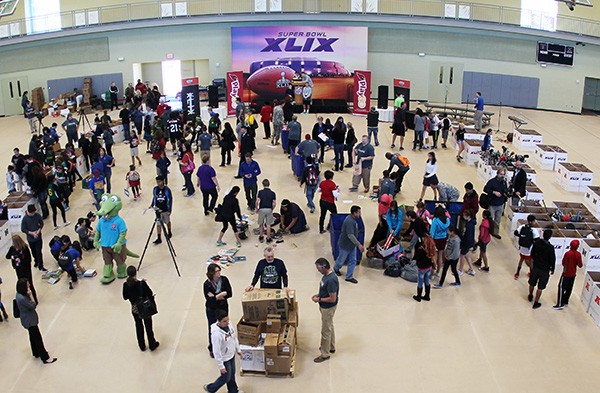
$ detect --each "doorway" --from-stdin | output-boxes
[1,76,29,116]
[582,77,600,112]
[428,62,464,105]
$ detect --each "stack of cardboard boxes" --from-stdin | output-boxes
[83,77,92,105]
[238,289,298,376]
[31,87,45,111]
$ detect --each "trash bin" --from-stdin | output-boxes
[291,153,305,179]
[329,214,365,262]
[281,127,289,153]
[424,200,463,229]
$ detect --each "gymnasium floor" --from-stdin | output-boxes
[0,102,599,393]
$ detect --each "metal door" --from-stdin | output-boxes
[1,76,29,116]
[582,77,600,111]
[429,62,464,104]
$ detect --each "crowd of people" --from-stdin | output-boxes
[2,84,583,391]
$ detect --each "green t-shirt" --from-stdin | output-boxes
[394,95,405,107]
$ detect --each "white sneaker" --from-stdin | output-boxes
[458,270,464,276]
[467,269,476,276]
[64,221,71,227]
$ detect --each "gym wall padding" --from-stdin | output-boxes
[461,71,540,109]
[47,73,123,100]
[0,37,109,74]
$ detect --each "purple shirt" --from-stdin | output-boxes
[196,164,217,190]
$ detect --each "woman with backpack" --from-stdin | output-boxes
[430,205,450,276]
[122,265,159,352]
[458,209,477,276]
[300,156,320,214]
[474,209,493,272]
[179,142,195,197]
[412,236,435,302]
[219,122,236,167]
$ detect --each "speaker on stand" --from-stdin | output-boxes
[377,85,388,109]
[208,85,219,108]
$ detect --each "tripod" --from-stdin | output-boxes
[138,210,181,277]
[78,109,94,134]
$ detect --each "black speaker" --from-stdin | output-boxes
[208,85,219,107]
[377,85,388,109]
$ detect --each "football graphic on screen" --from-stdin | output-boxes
[247,65,296,98]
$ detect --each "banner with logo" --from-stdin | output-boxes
[181,77,200,122]
[393,78,411,110]
[353,70,371,116]
[231,26,367,103]
[226,71,244,116]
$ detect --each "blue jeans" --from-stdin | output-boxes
[406,233,418,253]
[207,357,238,393]
[413,130,424,149]
[306,185,317,210]
[333,144,344,170]
[417,268,432,289]
[367,126,379,145]
[334,246,357,280]
[123,122,131,141]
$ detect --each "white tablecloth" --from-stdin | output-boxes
[201,106,228,123]
[376,108,394,123]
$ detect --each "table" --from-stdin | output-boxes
[376,108,394,123]
[200,106,228,123]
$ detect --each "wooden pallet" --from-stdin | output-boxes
[240,355,296,378]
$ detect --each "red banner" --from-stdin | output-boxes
[226,71,244,116]
[353,70,371,116]
[393,78,411,88]
[182,77,199,87]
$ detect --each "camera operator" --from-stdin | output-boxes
[149,176,173,245]
[483,167,509,239]
[510,160,527,206]
[61,113,80,147]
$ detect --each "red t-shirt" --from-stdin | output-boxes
[319,179,337,204]
[479,218,491,243]
[151,139,166,160]
[260,105,273,122]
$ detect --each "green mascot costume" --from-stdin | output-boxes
[94,193,138,284]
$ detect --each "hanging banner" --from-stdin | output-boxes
[226,71,244,116]
[393,78,411,111]
[181,78,200,122]
[353,70,371,116]
[231,26,367,104]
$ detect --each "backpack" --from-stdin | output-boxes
[423,236,437,260]
[442,118,451,130]
[394,154,410,167]
[128,171,140,182]
[517,225,534,248]
[400,260,418,282]
[306,166,318,186]
[384,262,401,278]
[425,116,431,132]
[150,139,161,154]
[479,193,491,209]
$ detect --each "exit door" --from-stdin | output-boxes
[428,62,464,105]
[1,76,29,116]
[583,77,600,112]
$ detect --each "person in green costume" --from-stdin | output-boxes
[94,194,138,284]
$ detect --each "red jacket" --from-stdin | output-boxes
[260,105,273,122]
[562,240,583,277]
[461,191,479,216]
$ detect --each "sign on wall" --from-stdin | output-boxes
[231,26,368,103]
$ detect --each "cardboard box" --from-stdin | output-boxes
[265,314,282,334]
[287,289,297,311]
[587,283,600,322]
[264,333,279,358]
[581,239,600,271]
[237,319,263,347]
[240,336,265,372]
[242,289,289,321]
[278,325,296,357]
[288,308,298,328]
[265,355,292,374]
[581,271,600,311]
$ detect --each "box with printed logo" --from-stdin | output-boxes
[587,284,600,326]
[581,271,600,311]
[584,186,600,219]
[240,335,265,372]
[581,239,600,271]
